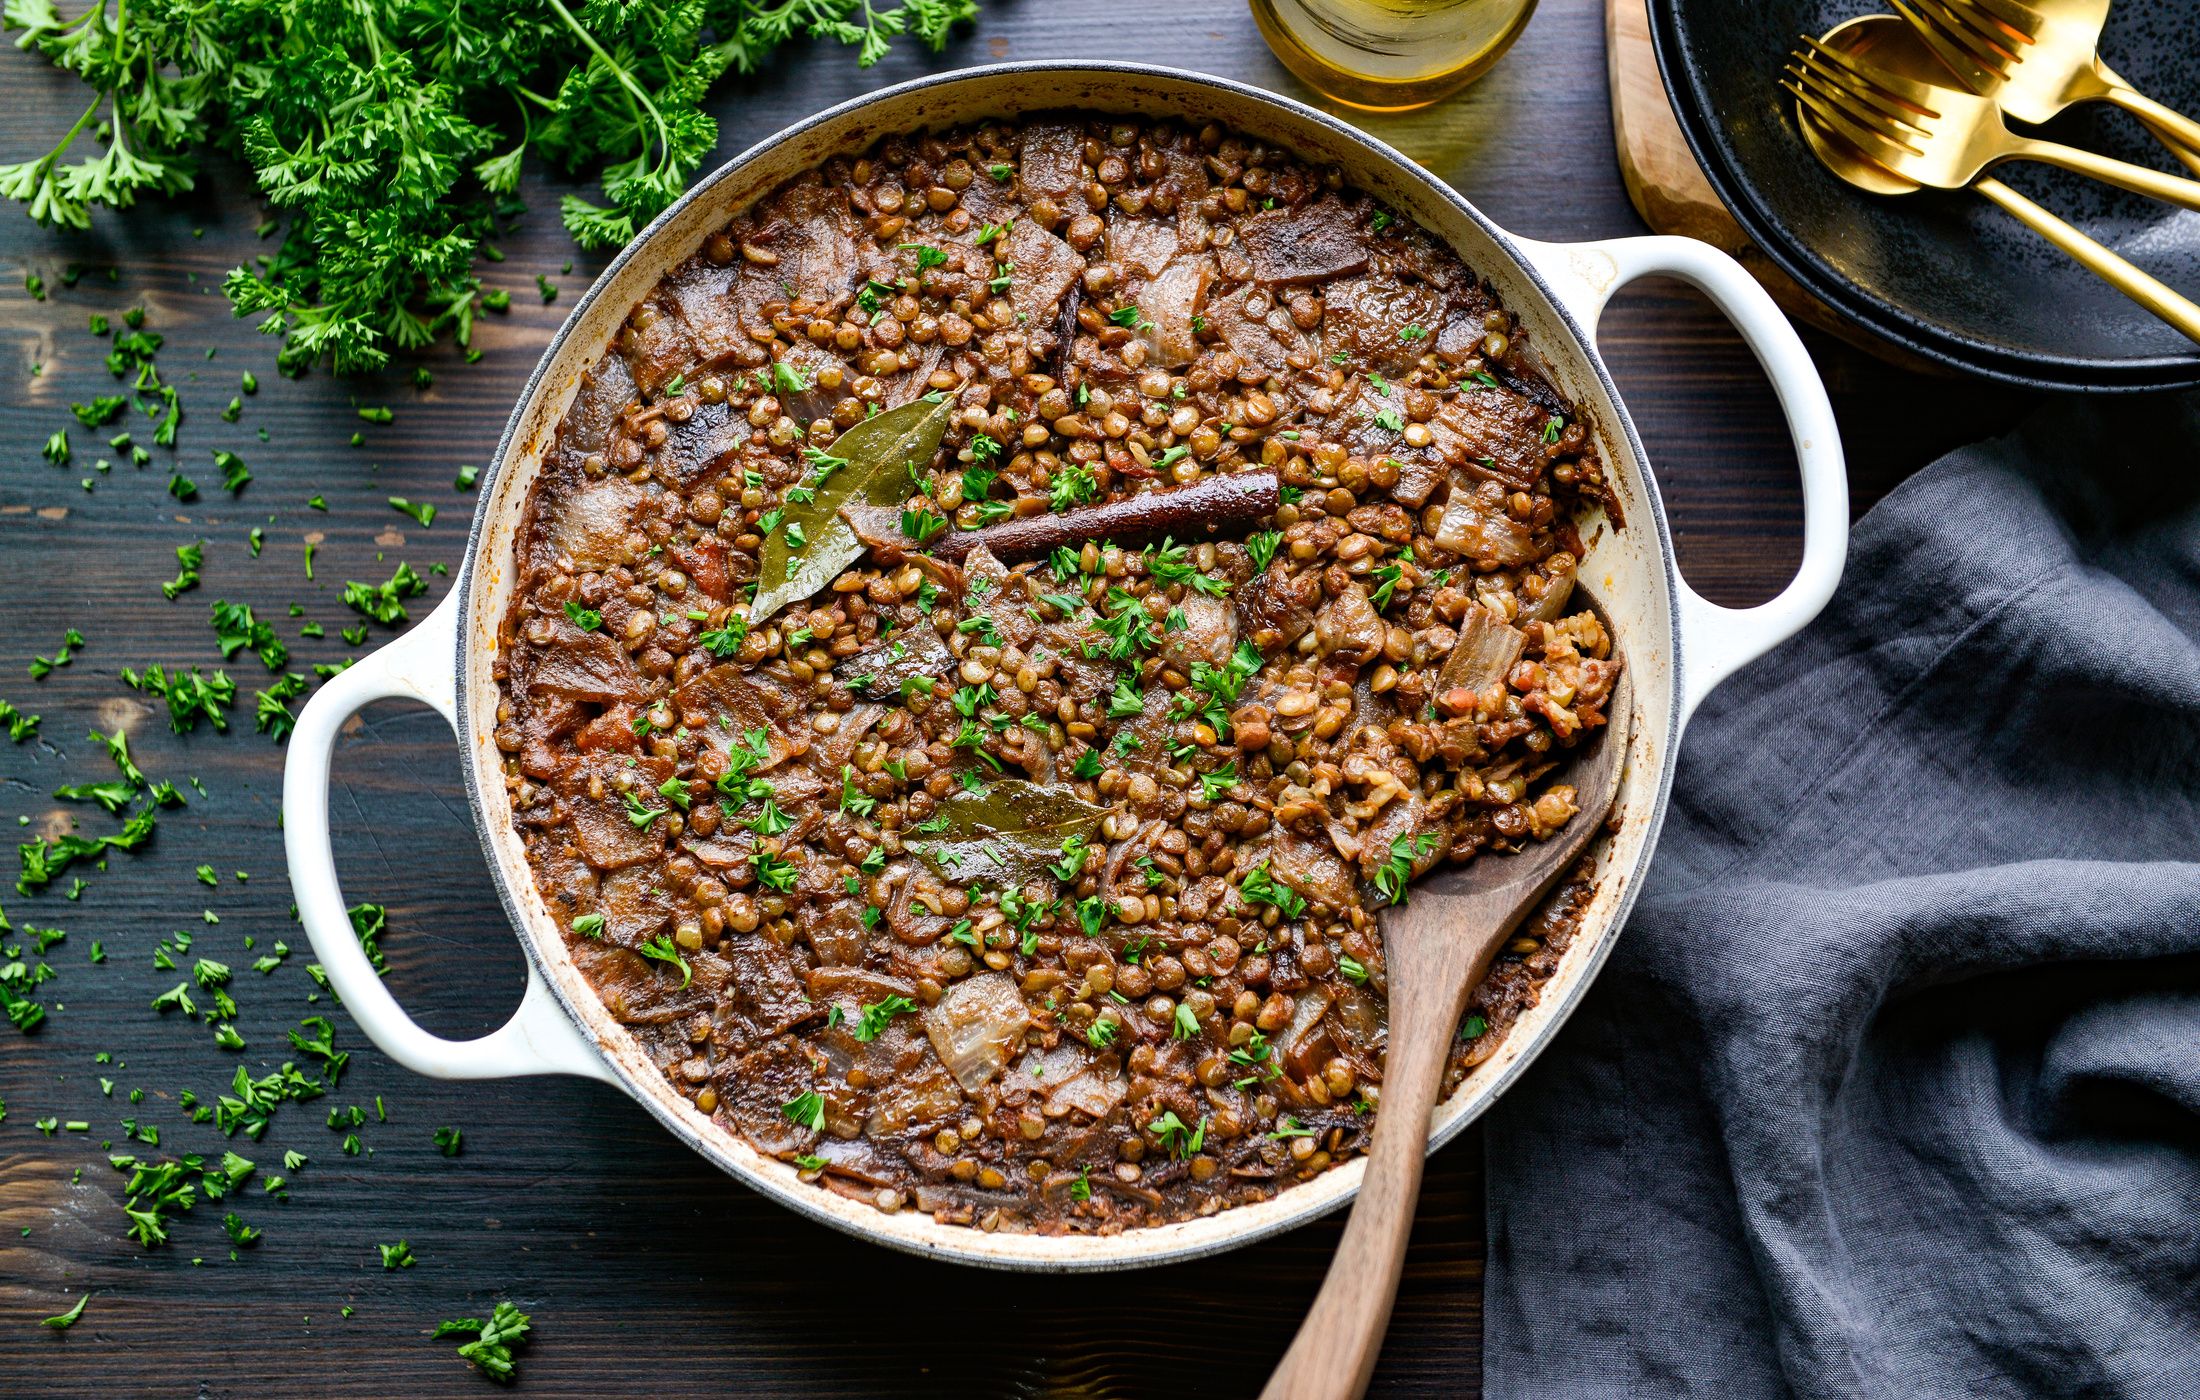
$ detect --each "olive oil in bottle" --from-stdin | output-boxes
[1248,0,1539,112]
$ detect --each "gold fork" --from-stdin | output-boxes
[1788,15,2200,347]
[1782,37,2200,213]
[1895,0,2200,175]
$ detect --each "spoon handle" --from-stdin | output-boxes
[1973,177,2200,346]
[2098,80,2200,178]
[1260,903,1493,1400]
[2004,136,2200,213]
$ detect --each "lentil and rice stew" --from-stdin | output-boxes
[493,113,1623,1234]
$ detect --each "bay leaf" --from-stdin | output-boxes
[912,779,1114,888]
[749,393,955,626]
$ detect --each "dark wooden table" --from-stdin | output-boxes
[0,3,2029,1394]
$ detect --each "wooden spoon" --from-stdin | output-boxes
[1261,616,1632,1400]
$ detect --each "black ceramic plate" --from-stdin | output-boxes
[1650,0,2200,391]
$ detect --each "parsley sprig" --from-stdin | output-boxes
[2,1,980,373]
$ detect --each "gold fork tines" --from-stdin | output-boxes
[1783,14,2200,349]
[1778,33,2200,210]
[1892,0,2033,92]
[1891,0,2200,176]
[1781,69,1923,168]
[1783,41,1940,146]
[1795,36,1945,119]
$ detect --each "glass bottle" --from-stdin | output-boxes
[1249,0,1539,111]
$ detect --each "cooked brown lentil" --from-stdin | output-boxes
[493,112,1622,1235]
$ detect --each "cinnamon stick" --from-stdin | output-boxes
[935,470,1279,564]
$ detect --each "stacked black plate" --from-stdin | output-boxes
[1649,0,2200,391]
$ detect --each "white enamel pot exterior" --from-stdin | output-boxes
[283,64,1846,1271]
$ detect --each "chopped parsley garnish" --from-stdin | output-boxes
[620,791,664,829]
[956,614,1004,648]
[1147,1109,1206,1159]
[1108,305,1147,330]
[210,602,286,671]
[435,1302,532,1383]
[1105,675,1144,719]
[853,995,917,1042]
[1171,1002,1201,1041]
[1093,592,1158,661]
[839,765,876,817]
[162,541,203,600]
[1075,895,1110,939]
[341,561,428,626]
[1047,834,1090,883]
[743,797,792,837]
[388,497,436,528]
[1246,531,1283,572]
[1145,537,1229,597]
[571,912,606,939]
[802,444,851,480]
[1174,640,1263,737]
[1374,831,1441,906]
[1370,561,1405,611]
[899,242,949,269]
[656,775,693,811]
[561,600,602,631]
[751,850,798,893]
[637,934,692,988]
[900,507,948,544]
[1,701,41,743]
[1048,462,1098,512]
[781,1090,827,1132]
[1237,862,1309,920]
[699,614,749,656]
[1198,762,1239,803]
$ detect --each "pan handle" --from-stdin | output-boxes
[1513,234,1847,725]
[281,589,614,1084]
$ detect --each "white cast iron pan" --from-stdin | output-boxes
[282,63,1847,1271]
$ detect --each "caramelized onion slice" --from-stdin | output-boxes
[924,973,1033,1092]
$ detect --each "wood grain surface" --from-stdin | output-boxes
[0,2,2029,1395]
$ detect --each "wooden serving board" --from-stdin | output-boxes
[1606,0,1939,370]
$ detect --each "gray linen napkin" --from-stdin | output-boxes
[1482,392,2200,1399]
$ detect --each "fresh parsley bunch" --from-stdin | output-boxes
[0,0,979,374]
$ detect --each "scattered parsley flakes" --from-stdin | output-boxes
[436,1301,533,1383]
[40,1293,91,1329]
[341,562,428,625]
